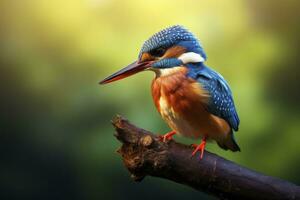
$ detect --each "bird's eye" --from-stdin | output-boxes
[150,47,166,57]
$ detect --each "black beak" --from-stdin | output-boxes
[99,60,152,84]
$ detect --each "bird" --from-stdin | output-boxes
[100,25,240,159]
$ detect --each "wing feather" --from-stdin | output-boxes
[195,67,240,131]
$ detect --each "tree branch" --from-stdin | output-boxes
[112,115,300,200]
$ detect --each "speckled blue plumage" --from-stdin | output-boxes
[152,58,183,68]
[140,25,239,132]
[139,25,207,61]
[101,25,240,152]
[187,63,240,131]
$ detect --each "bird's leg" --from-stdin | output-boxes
[159,130,176,142]
[191,137,207,159]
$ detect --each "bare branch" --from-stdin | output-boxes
[112,115,300,200]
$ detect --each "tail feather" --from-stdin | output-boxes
[217,131,241,152]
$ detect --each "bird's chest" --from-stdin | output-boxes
[151,68,210,137]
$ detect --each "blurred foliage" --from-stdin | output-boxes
[0,0,299,199]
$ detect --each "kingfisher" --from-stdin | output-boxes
[100,25,240,159]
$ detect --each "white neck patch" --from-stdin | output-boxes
[156,67,183,77]
[178,52,205,64]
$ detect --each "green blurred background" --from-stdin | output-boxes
[1,0,299,199]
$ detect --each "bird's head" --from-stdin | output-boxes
[100,25,206,84]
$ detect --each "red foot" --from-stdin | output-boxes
[191,137,207,159]
[159,130,176,142]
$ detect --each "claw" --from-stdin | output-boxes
[159,130,176,142]
[191,137,207,159]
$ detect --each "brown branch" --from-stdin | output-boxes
[112,115,300,200]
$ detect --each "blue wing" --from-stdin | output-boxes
[193,66,240,131]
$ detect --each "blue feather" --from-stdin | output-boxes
[139,25,206,61]
[187,64,240,131]
[152,58,183,68]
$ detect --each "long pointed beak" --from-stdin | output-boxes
[99,60,152,84]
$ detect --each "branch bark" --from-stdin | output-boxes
[112,115,300,200]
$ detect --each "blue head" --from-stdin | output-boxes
[139,25,206,68]
[100,25,206,84]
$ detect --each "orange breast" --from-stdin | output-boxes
[151,67,230,139]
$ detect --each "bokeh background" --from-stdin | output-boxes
[1,0,300,199]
